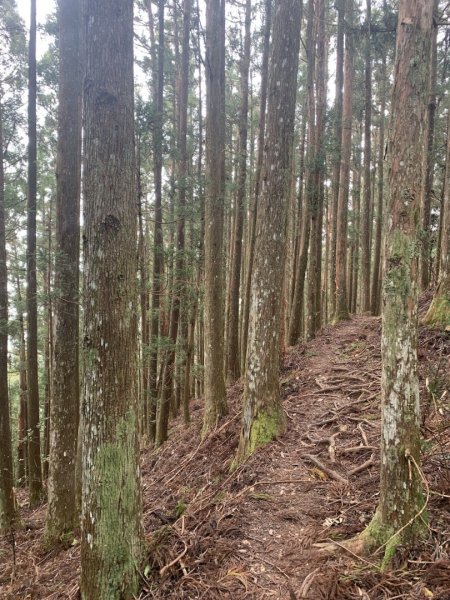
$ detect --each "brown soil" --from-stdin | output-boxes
[1,314,449,599]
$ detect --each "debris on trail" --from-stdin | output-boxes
[0,315,449,599]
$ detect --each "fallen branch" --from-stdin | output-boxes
[303,454,348,484]
[348,454,375,476]
[159,541,188,576]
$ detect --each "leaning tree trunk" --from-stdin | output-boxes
[46,0,82,543]
[359,0,433,564]
[0,100,16,532]
[235,0,301,464]
[27,0,43,506]
[80,0,143,597]
[202,0,227,435]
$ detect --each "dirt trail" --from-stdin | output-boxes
[1,315,449,599]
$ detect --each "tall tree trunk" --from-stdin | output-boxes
[371,55,386,315]
[155,0,192,446]
[202,0,227,435]
[148,0,165,442]
[359,0,433,563]
[0,99,16,531]
[328,0,345,320]
[27,0,43,506]
[227,0,251,382]
[241,0,271,371]
[235,0,301,463]
[80,0,143,596]
[43,199,53,482]
[424,108,450,328]
[334,0,353,323]
[46,0,82,541]
[420,0,438,290]
[306,0,326,339]
[360,0,372,312]
[288,0,315,345]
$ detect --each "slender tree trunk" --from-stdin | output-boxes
[360,0,372,312]
[360,0,433,562]
[334,0,353,323]
[241,0,271,371]
[148,0,165,442]
[236,0,301,463]
[424,108,450,328]
[227,0,251,382]
[306,0,326,340]
[15,258,28,486]
[288,0,315,345]
[329,0,345,320]
[0,99,16,531]
[371,55,386,315]
[155,0,192,446]
[80,0,143,596]
[420,0,438,290]
[27,0,43,506]
[46,0,82,541]
[43,201,53,483]
[202,0,227,435]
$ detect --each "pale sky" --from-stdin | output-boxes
[17,0,55,56]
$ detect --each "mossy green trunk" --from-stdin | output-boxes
[236,0,301,463]
[80,0,143,597]
[364,0,433,563]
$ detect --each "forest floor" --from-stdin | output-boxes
[1,302,449,599]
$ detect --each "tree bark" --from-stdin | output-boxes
[80,0,143,596]
[371,55,386,315]
[334,0,353,323]
[288,0,315,345]
[420,0,438,291]
[236,0,301,463]
[241,0,271,371]
[361,0,433,563]
[148,0,165,442]
[202,0,227,435]
[0,99,16,531]
[27,0,43,506]
[328,0,345,321]
[423,108,450,328]
[46,0,82,542]
[227,0,251,382]
[360,0,372,312]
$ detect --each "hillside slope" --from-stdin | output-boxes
[1,314,449,599]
